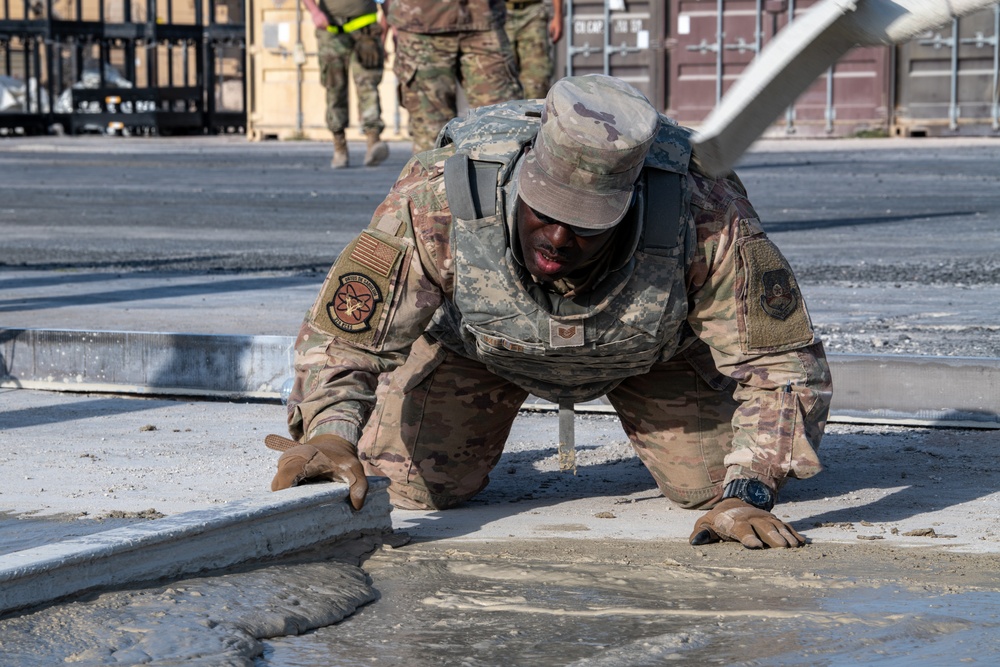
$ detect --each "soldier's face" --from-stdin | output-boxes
[517,199,616,281]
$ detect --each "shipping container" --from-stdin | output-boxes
[892,4,1000,136]
[665,0,891,137]
[554,0,667,110]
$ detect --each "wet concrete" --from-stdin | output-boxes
[4,535,998,666]
[259,540,1000,666]
[0,539,381,666]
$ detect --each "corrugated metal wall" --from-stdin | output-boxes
[555,0,666,110]
[666,0,890,136]
[893,3,1000,136]
[553,0,999,138]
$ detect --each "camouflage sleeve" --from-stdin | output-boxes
[287,152,454,443]
[685,168,833,493]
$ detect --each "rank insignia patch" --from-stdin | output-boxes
[549,320,584,347]
[759,268,798,321]
[328,273,382,332]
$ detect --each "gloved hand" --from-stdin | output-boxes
[264,433,368,511]
[688,498,805,549]
[353,28,383,69]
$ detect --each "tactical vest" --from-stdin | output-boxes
[430,100,696,404]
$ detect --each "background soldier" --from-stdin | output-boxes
[381,0,524,153]
[301,0,389,168]
[267,75,833,550]
[505,0,564,99]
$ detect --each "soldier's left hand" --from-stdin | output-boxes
[689,498,805,549]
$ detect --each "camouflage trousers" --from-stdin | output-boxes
[392,28,523,153]
[358,334,736,511]
[504,2,555,100]
[316,28,385,135]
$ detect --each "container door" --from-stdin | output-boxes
[893,4,1000,136]
[667,0,890,137]
[555,0,668,111]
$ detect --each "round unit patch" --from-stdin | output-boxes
[759,268,798,321]
[327,273,383,332]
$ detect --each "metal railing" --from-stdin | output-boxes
[0,0,245,135]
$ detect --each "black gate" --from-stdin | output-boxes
[0,0,244,135]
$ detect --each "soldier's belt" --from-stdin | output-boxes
[506,0,542,9]
[326,12,378,34]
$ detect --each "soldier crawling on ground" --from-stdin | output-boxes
[265,74,833,549]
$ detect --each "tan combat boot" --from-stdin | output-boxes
[363,129,389,167]
[331,132,349,169]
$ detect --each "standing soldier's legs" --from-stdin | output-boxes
[358,334,530,510]
[318,30,354,167]
[350,39,389,166]
[505,4,553,100]
[351,50,385,134]
[606,347,737,510]
[458,28,523,109]
[393,30,460,154]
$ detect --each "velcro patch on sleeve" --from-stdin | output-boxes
[738,236,814,353]
[311,232,408,348]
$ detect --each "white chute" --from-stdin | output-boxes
[692,0,1000,176]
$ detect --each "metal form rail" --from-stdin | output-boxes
[3,328,999,429]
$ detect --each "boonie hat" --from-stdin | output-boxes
[518,74,660,230]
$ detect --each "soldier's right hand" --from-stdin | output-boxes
[688,498,805,549]
[264,433,368,510]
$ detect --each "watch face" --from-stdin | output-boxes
[748,482,771,506]
[724,479,775,510]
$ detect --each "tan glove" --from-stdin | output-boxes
[353,27,383,69]
[264,434,368,511]
[688,498,805,549]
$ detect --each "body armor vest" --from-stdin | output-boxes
[430,100,696,403]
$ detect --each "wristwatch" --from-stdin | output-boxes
[722,479,776,512]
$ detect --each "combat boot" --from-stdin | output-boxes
[363,129,389,167]
[331,132,349,169]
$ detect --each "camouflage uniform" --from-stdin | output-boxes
[504,1,555,99]
[386,0,523,153]
[315,0,385,136]
[287,76,832,512]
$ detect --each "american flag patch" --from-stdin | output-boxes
[350,233,400,277]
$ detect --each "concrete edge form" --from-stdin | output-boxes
[3,328,1000,427]
[0,328,294,398]
[0,478,392,617]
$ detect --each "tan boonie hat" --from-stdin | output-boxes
[518,74,660,230]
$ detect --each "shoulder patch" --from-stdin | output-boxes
[311,232,409,348]
[350,232,401,277]
[328,273,382,332]
[738,236,814,353]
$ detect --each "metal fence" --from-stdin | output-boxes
[0,0,245,135]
